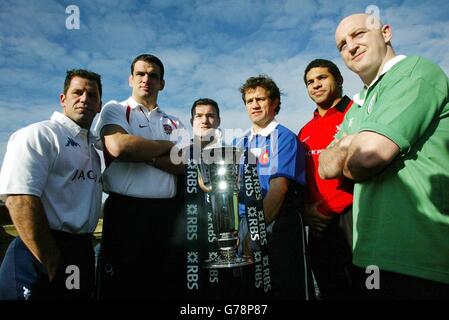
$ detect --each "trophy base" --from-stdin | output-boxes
[204,256,253,269]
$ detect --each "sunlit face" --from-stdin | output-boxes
[129,60,165,102]
[305,67,341,108]
[191,104,220,138]
[335,14,391,81]
[243,86,278,130]
[60,76,101,129]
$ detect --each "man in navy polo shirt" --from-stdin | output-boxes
[236,75,314,299]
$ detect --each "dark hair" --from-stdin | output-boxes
[190,98,220,119]
[131,54,165,80]
[239,75,281,114]
[303,59,343,86]
[63,69,102,98]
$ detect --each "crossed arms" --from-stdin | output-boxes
[102,124,184,174]
[318,131,400,182]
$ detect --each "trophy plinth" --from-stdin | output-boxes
[205,231,253,269]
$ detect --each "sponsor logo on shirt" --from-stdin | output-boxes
[306,148,324,156]
[65,137,80,147]
[71,169,102,183]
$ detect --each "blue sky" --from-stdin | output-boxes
[0,0,448,167]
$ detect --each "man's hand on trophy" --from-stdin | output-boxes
[241,233,253,259]
[198,172,212,193]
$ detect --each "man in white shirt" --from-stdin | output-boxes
[95,54,186,299]
[0,69,103,300]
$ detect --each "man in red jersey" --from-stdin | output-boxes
[298,59,354,299]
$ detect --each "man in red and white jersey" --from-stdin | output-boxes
[298,59,355,299]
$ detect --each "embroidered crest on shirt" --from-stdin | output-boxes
[259,149,269,165]
[163,124,173,135]
[348,117,354,128]
[367,93,377,114]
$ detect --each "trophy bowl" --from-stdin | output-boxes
[198,145,253,269]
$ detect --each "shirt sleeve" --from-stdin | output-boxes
[267,129,306,186]
[0,125,54,199]
[173,117,185,130]
[94,101,130,136]
[360,72,448,154]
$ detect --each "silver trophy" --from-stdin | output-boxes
[198,131,253,269]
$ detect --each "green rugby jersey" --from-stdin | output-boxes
[336,55,449,284]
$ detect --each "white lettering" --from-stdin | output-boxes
[65,265,80,290]
[180,304,215,317]
[209,269,219,283]
[65,5,80,30]
[365,265,380,290]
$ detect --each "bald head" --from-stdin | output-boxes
[337,13,382,34]
[335,13,395,85]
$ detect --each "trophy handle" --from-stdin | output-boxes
[197,163,212,193]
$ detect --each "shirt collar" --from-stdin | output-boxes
[353,55,407,105]
[313,95,351,117]
[248,119,279,141]
[127,96,161,114]
[51,111,91,139]
[367,54,407,89]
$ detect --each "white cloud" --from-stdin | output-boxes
[0,101,58,167]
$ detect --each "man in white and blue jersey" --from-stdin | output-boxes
[236,75,314,299]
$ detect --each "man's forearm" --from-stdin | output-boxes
[105,133,174,162]
[151,154,185,175]
[263,178,289,225]
[6,195,61,280]
[343,132,400,182]
[319,134,356,180]
[263,194,284,225]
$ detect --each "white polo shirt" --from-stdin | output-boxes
[0,112,102,234]
[94,97,185,198]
